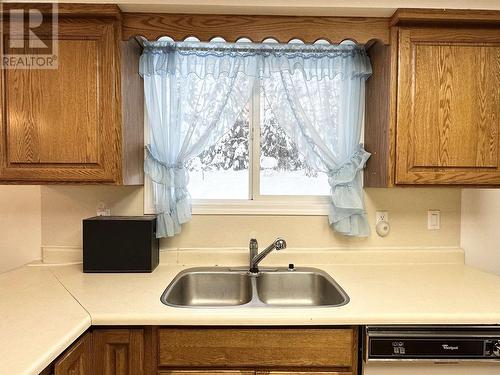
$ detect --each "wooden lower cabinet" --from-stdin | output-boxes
[257,373,351,375]
[159,372,255,375]
[49,328,146,375]
[157,327,355,369]
[53,332,92,375]
[46,327,358,375]
[93,328,146,375]
[159,372,349,375]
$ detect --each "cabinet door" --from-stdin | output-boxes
[54,332,92,375]
[0,18,120,183]
[159,372,255,375]
[93,328,145,375]
[160,372,347,375]
[256,372,351,375]
[395,27,500,184]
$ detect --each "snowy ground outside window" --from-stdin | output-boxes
[188,169,330,199]
[186,92,331,200]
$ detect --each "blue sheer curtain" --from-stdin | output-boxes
[261,43,372,236]
[140,41,254,237]
[140,40,372,238]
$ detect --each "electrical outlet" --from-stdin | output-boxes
[96,202,111,216]
[376,211,388,224]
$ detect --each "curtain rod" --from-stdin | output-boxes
[142,42,366,54]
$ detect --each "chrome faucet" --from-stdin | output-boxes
[249,237,287,274]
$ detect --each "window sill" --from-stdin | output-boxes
[144,198,330,216]
[193,199,330,215]
[144,178,330,215]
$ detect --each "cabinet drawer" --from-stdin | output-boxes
[158,328,355,368]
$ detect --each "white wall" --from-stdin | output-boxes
[41,186,143,248]
[164,187,462,249]
[461,189,500,276]
[41,186,462,251]
[0,186,42,273]
[0,185,495,275]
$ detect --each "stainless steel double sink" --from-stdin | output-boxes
[161,267,349,308]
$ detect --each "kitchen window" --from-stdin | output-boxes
[144,87,332,216]
[177,80,330,204]
[141,39,371,237]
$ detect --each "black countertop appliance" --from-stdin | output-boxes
[83,216,159,273]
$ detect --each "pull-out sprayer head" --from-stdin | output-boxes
[274,238,287,251]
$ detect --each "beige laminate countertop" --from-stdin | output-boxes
[51,262,500,326]
[3,248,500,375]
[0,266,91,375]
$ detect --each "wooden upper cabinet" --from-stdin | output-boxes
[395,26,500,184]
[0,5,143,184]
[364,10,500,187]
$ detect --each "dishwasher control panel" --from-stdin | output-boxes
[365,325,500,362]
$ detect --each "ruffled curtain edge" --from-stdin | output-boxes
[328,146,371,237]
[139,41,372,81]
[144,147,192,238]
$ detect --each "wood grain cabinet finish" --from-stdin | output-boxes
[0,8,143,184]
[43,327,357,375]
[159,372,350,375]
[256,372,352,375]
[159,372,255,375]
[53,332,92,375]
[158,327,357,371]
[93,328,145,375]
[395,27,500,184]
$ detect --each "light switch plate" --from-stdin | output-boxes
[428,210,440,230]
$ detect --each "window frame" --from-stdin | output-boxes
[143,73,333,216]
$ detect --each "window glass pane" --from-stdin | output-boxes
[187,106,249,199]
[260,94,330,196]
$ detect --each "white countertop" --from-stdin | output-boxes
[3,247,500,375]
[0,266,90,375]
[51,262,500,326]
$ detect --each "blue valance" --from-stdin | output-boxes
[139,40,372,81]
